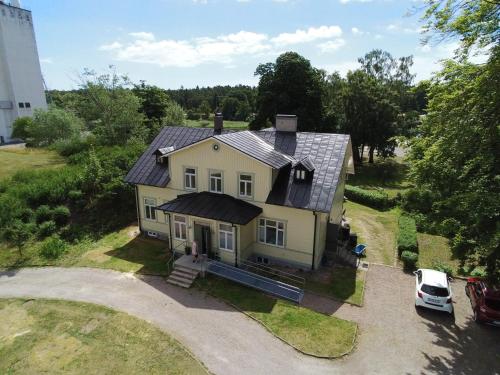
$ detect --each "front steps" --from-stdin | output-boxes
[166,265,200,288]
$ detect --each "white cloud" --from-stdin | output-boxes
[386,23,422,34]
[100,26,348,68]
[99,41,123,51]
[271,25,342,45]
[129,31,155,41]
[100,31,271,68]
[351,27,365,36]
[318,38,346,53]
[40,57,53,64]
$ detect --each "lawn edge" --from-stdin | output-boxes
[200,286,358,360]
[0,296,213,375]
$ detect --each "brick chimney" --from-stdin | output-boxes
[214,112,223,134]
[275,114,297,132]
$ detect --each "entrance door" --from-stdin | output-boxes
[194,223,212,258]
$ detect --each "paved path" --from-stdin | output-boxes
[1,266,498,375]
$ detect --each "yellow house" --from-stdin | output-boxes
[125,115,354,271]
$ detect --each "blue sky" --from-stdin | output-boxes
[22,0,458,90]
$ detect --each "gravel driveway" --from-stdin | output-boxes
[1,266,498,375]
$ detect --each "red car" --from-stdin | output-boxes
[465,277,500,326]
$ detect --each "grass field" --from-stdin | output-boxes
[198,277,357,358]
[305,267,366,306]
[0,226,171,276]
[417,233,459,273]
[0,147,65,180]
[345,201,399,266]
[0,298,207,374]
[348,157,411,198]
[185,119,248,130]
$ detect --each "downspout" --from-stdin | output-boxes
[233,224,238,267]
[135,185,141,232]
[166,212,173,251]
[312,211,317,270]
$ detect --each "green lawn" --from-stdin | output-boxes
[0,298,208,374]
[0,147,65,180]
[185,119,248,130]
[417,233,460,273]
[348,157,411,198]
[345,201,399,266]
[0,226,171,276]
[198,277,357,358]
[305,267,366,306]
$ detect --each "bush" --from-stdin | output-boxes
[26,107,84,146]
[11,116,33,139]
[18,208,34,223]
[398,215,418,255]
[39,235,68,259]
[432,260,454,276]
[35,205,53,224]
[68,189,84,202]
[50,136,91,157]
[38,220,57,238]
[345,185,394,210]
[401,251,418,271]
[52,205,71,226]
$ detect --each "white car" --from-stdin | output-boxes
[414,269,453,314]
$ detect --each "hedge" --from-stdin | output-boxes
[345,185,395,210]
[398,215,418,255]
[401,251,418,271]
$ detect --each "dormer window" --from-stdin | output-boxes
[295,169,306,180]
[293,156,315,182]
[153,146,174,165]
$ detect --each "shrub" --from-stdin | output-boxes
[345,185,394,210]
[432,260,454,276]
[18,208,34,223]
[439,218,461,237]
[39,235,68,259]
[50,136,91,157]
[401,251,418,271]
[35,205,53,224]
[68,190,84,202]
[26,107,84,146]
[38,220,57,238]
[11,116,33,139]
[398,215,418,256]
[471,268,487,277]
[52,205,71,226]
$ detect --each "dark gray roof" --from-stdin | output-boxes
[294,156,316,172]
[125,127,216,187]
[157,192,262,225]
[214,131,295,169]
[257,131,350,212]
[126,126,351,213]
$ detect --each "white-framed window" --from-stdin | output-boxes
[174,215,187,240]
[184,167,197,190]
[295,169,306,180]
[258,218,285,247]
[239,173,253,198]
[209,170,223,193]
[144,198,157,221]
[219,223,234,251]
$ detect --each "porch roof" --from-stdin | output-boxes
[157,192,262,225]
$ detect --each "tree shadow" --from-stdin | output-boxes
[349,158,410,190]
[417,308,500,375]
[103,236,170,275]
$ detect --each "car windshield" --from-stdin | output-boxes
[421,284,449,297]
[485,298,500,311]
